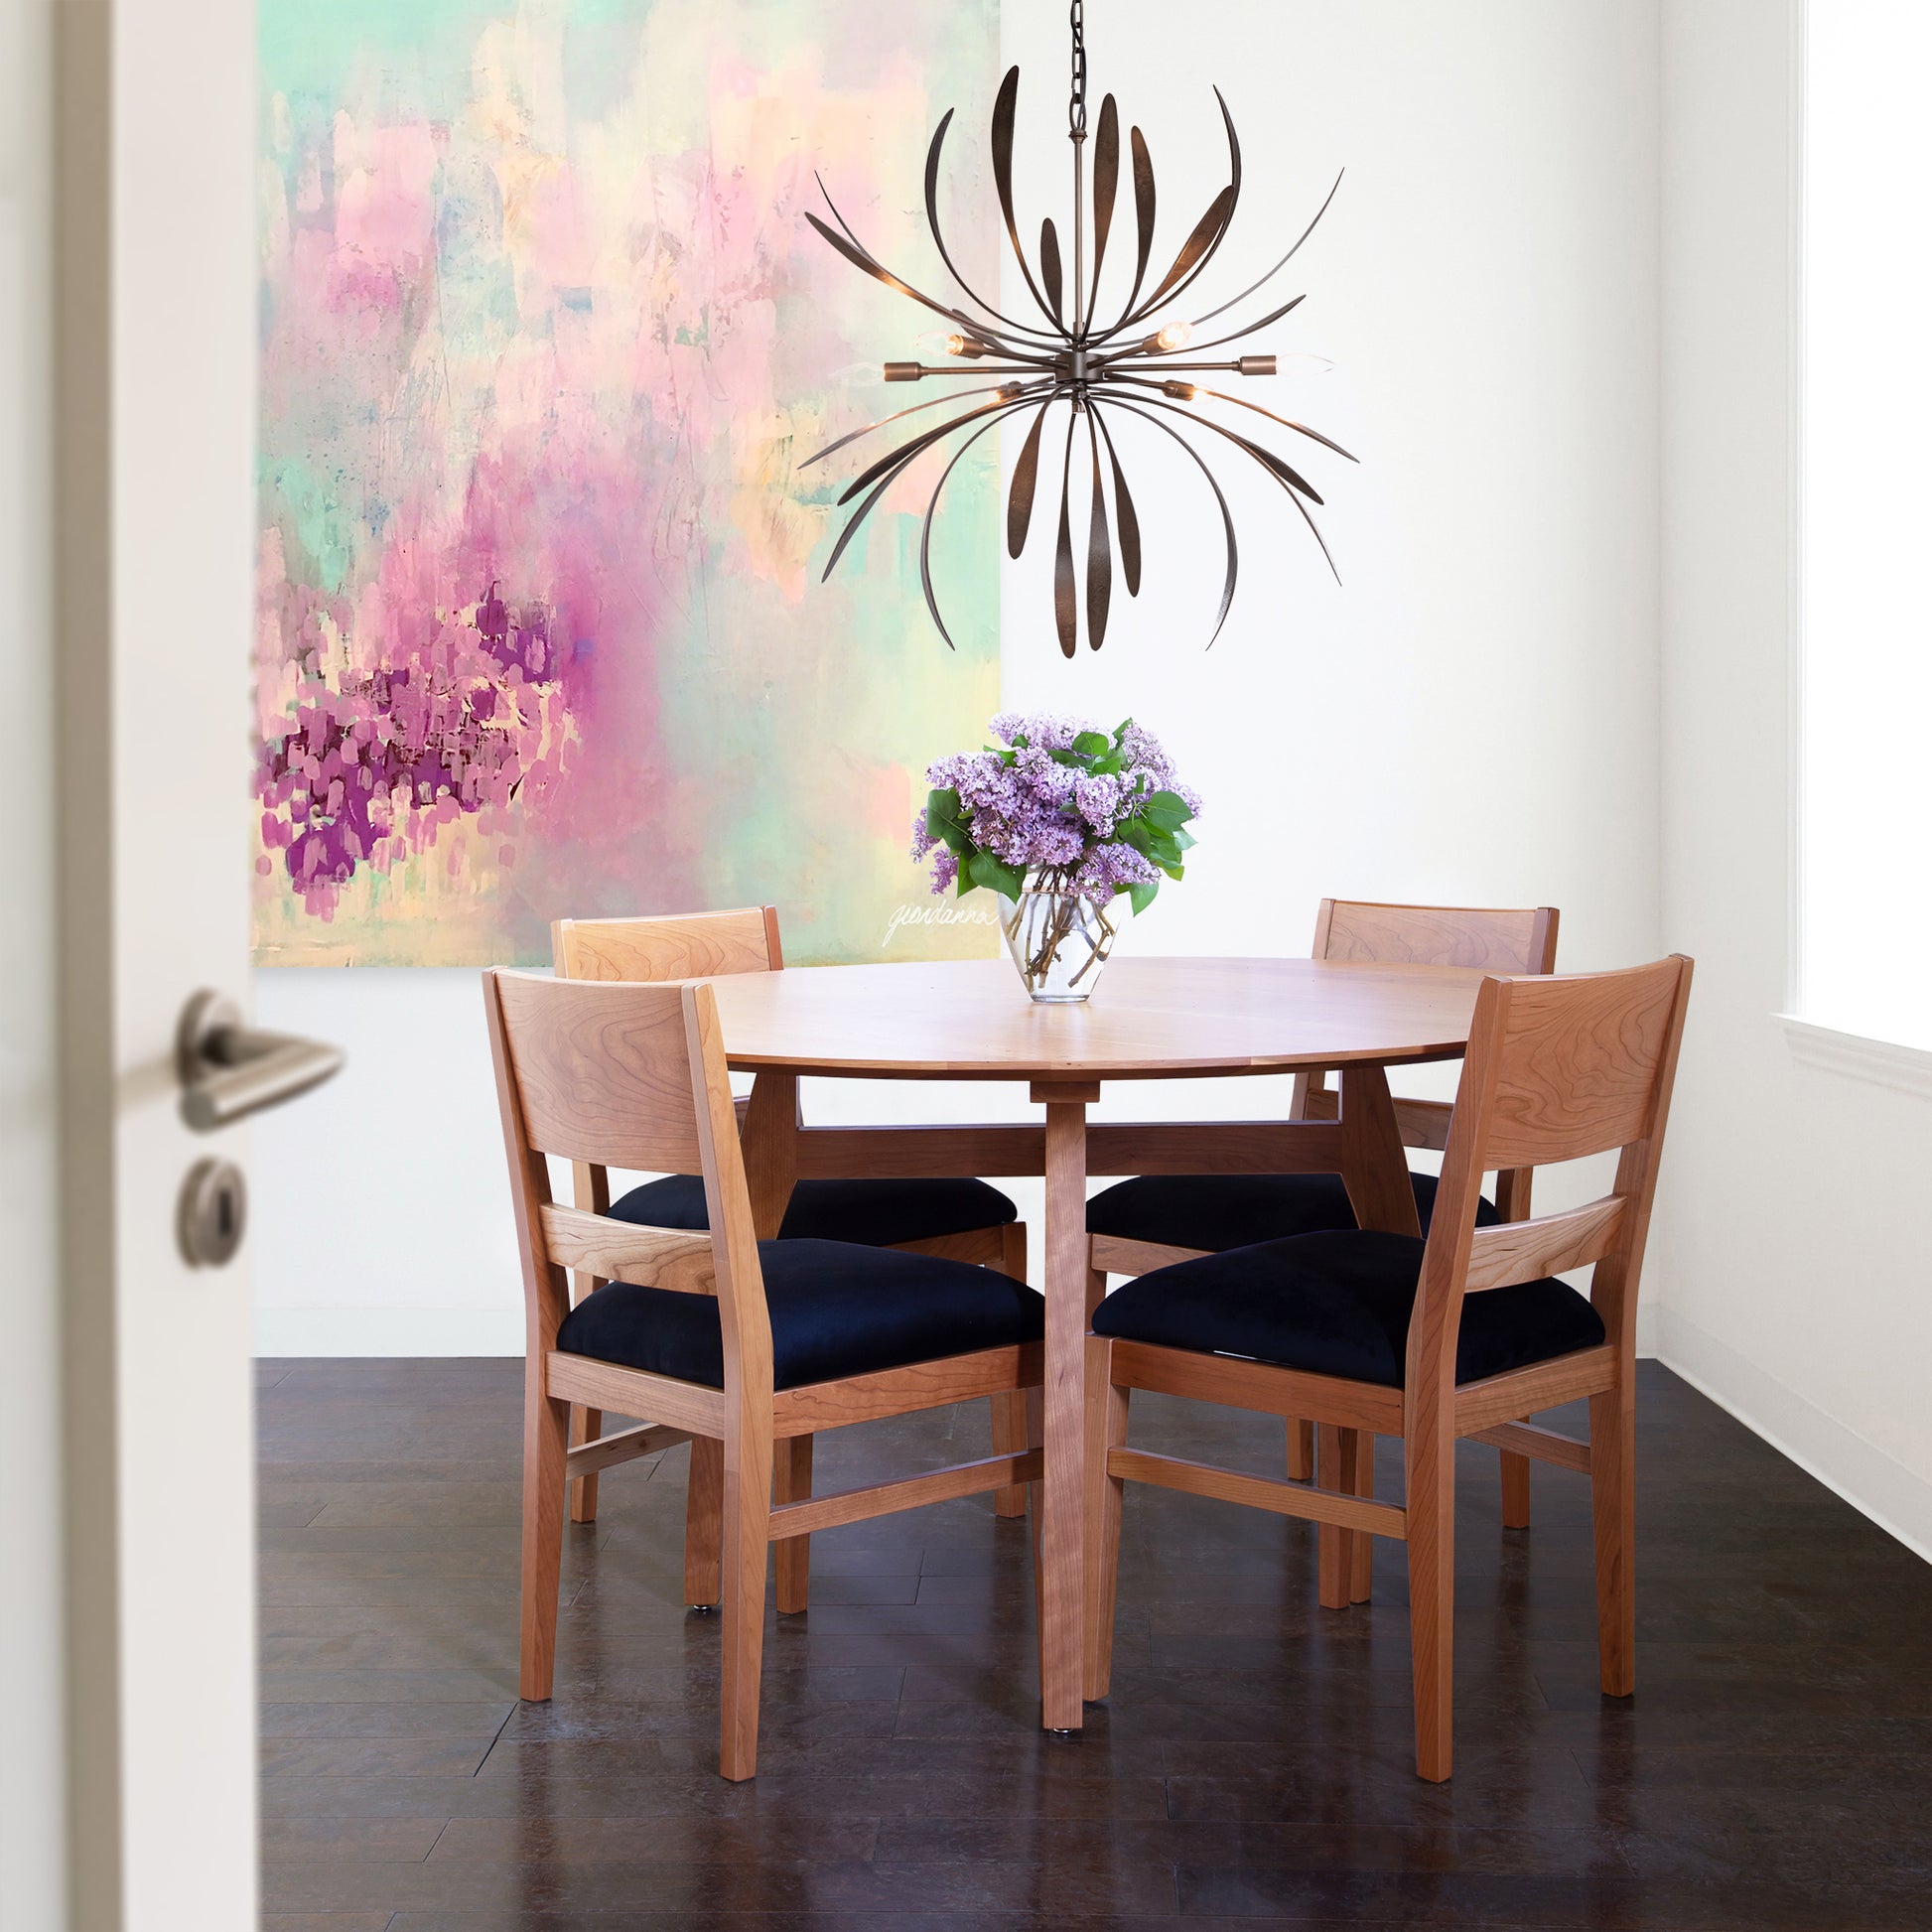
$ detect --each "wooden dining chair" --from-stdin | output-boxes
[551,908,1033,1622]
[486,968,1045,1780]
[1086,898,1559,1600]
[1083,954,1692,1781]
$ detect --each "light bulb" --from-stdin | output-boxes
[1152,321,1192,353]
[1161,379,1198,401]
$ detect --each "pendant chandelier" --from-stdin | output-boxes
[804,0,1352,654]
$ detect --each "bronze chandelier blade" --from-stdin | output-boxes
[806,1,1354,652]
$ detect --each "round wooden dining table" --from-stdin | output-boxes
[703,954,1489,1732]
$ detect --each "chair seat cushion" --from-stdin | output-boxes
[608,1174,1017,1248]
[555,1239,1044,1391]
[1086,1171,1499,1251]
[1090,1229,1604,1388]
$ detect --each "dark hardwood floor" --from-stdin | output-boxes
[258,1358,1932,1929]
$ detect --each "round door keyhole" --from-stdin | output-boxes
[179,1158,248,1268]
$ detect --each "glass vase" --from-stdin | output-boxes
[999,885,1119,1003]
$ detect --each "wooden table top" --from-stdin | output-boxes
[703,955,1490,1080]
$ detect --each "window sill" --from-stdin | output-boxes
[1776,1015,1932,1100]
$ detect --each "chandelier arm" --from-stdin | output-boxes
[1093,396,1239,644]
[1008,395,1061,558]
[1053,409,1079,656]
[1105,126,1157,341]
[919,397,1048,651]
[821,394,1036,584]
[1089,88,1240,346]
[922,111,1070,348]
[805,207,983,333]
[1188,169,1343,330]
[1175,383,1358,463]
[992,67,1074,340]
[1089,404,1142,597]
[1083,93,1120,335]
[1119,389,1324,503]
[1041,218,1066,330]
[837,388,1051,508]
[1085,406,1113,650]
[1099,371,1353,462]
[1107,90,1244,338]
[802,382,1048,472]
[1180,292,1308,358]
[810,183,1059,359]
[1128,393,1339,581]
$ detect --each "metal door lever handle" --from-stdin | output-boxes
[177,990,345,1132]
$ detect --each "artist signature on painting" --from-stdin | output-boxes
[881,901,997,950]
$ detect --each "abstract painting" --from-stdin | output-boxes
[253,0,1001,964]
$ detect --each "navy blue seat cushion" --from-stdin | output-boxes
[608,1174,1016,1249]
[1086,1171,1499,1251]
[555,1239,1044,1391]
[1091,1229,1603,1388]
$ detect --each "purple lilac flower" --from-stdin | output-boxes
[916,712,1199,905]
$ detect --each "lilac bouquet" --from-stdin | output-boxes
[910,714,1201,997]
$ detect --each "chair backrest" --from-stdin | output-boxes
[483,969,771,1388]
[1315,898,1558,975]
[552,906,781,983]
[1297,900,1560,1214]
[1410,956,1694,1397]
[549,906,784,1275]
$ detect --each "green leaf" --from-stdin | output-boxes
[1141,788,1194,831]
[1159,861,1185,883]
[1128,878,1160,916]
[1010,733,1031,750]
[1071,730,1111,759]
[925,786,972,856]
[1171,826,1197,851]
[1115,816,1154,856]
[967,850,1028,899]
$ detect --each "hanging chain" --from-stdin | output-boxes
[1068,0,1088,142]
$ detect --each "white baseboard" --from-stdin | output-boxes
[254,1307,523,1358]
[1655,1307,1932,1564]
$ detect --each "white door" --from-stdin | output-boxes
[12,0,300,1924]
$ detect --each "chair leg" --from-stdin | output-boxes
[1083,1337,1129,1702]
[1316,1425,1359,1611]
[992,1222,1031,1515]
[1287,1415,1314,1482]
[773,1436,812,1613]
[518,1366,571,1702]
[567,1404,602,1523]
[991,1391,1031,1518]
[1406,1416,1456,1782]
[684,1435,724,1609]
[1500,1449,1532,1530]
[1025,1385,1045,1647]
[1590,1385,1636,1698]
[718,1413,773,1782]
[1350,1434,1375,1603]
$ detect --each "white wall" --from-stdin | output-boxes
[254,0,1665,1355]
[0,2,69,1922]
[1653,0,1932,1559]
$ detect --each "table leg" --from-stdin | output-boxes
[739,1071,799,1240]
[1338,1064,1422,1237]
[1035,1079,1100,1732]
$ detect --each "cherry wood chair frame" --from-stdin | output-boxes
[1087,897,1559,1606]
[486,968,1044,1780]
[1082,954,1693,1781]
[551,907,1033,1621]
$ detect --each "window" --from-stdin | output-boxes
[1799,1,1932,1050]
